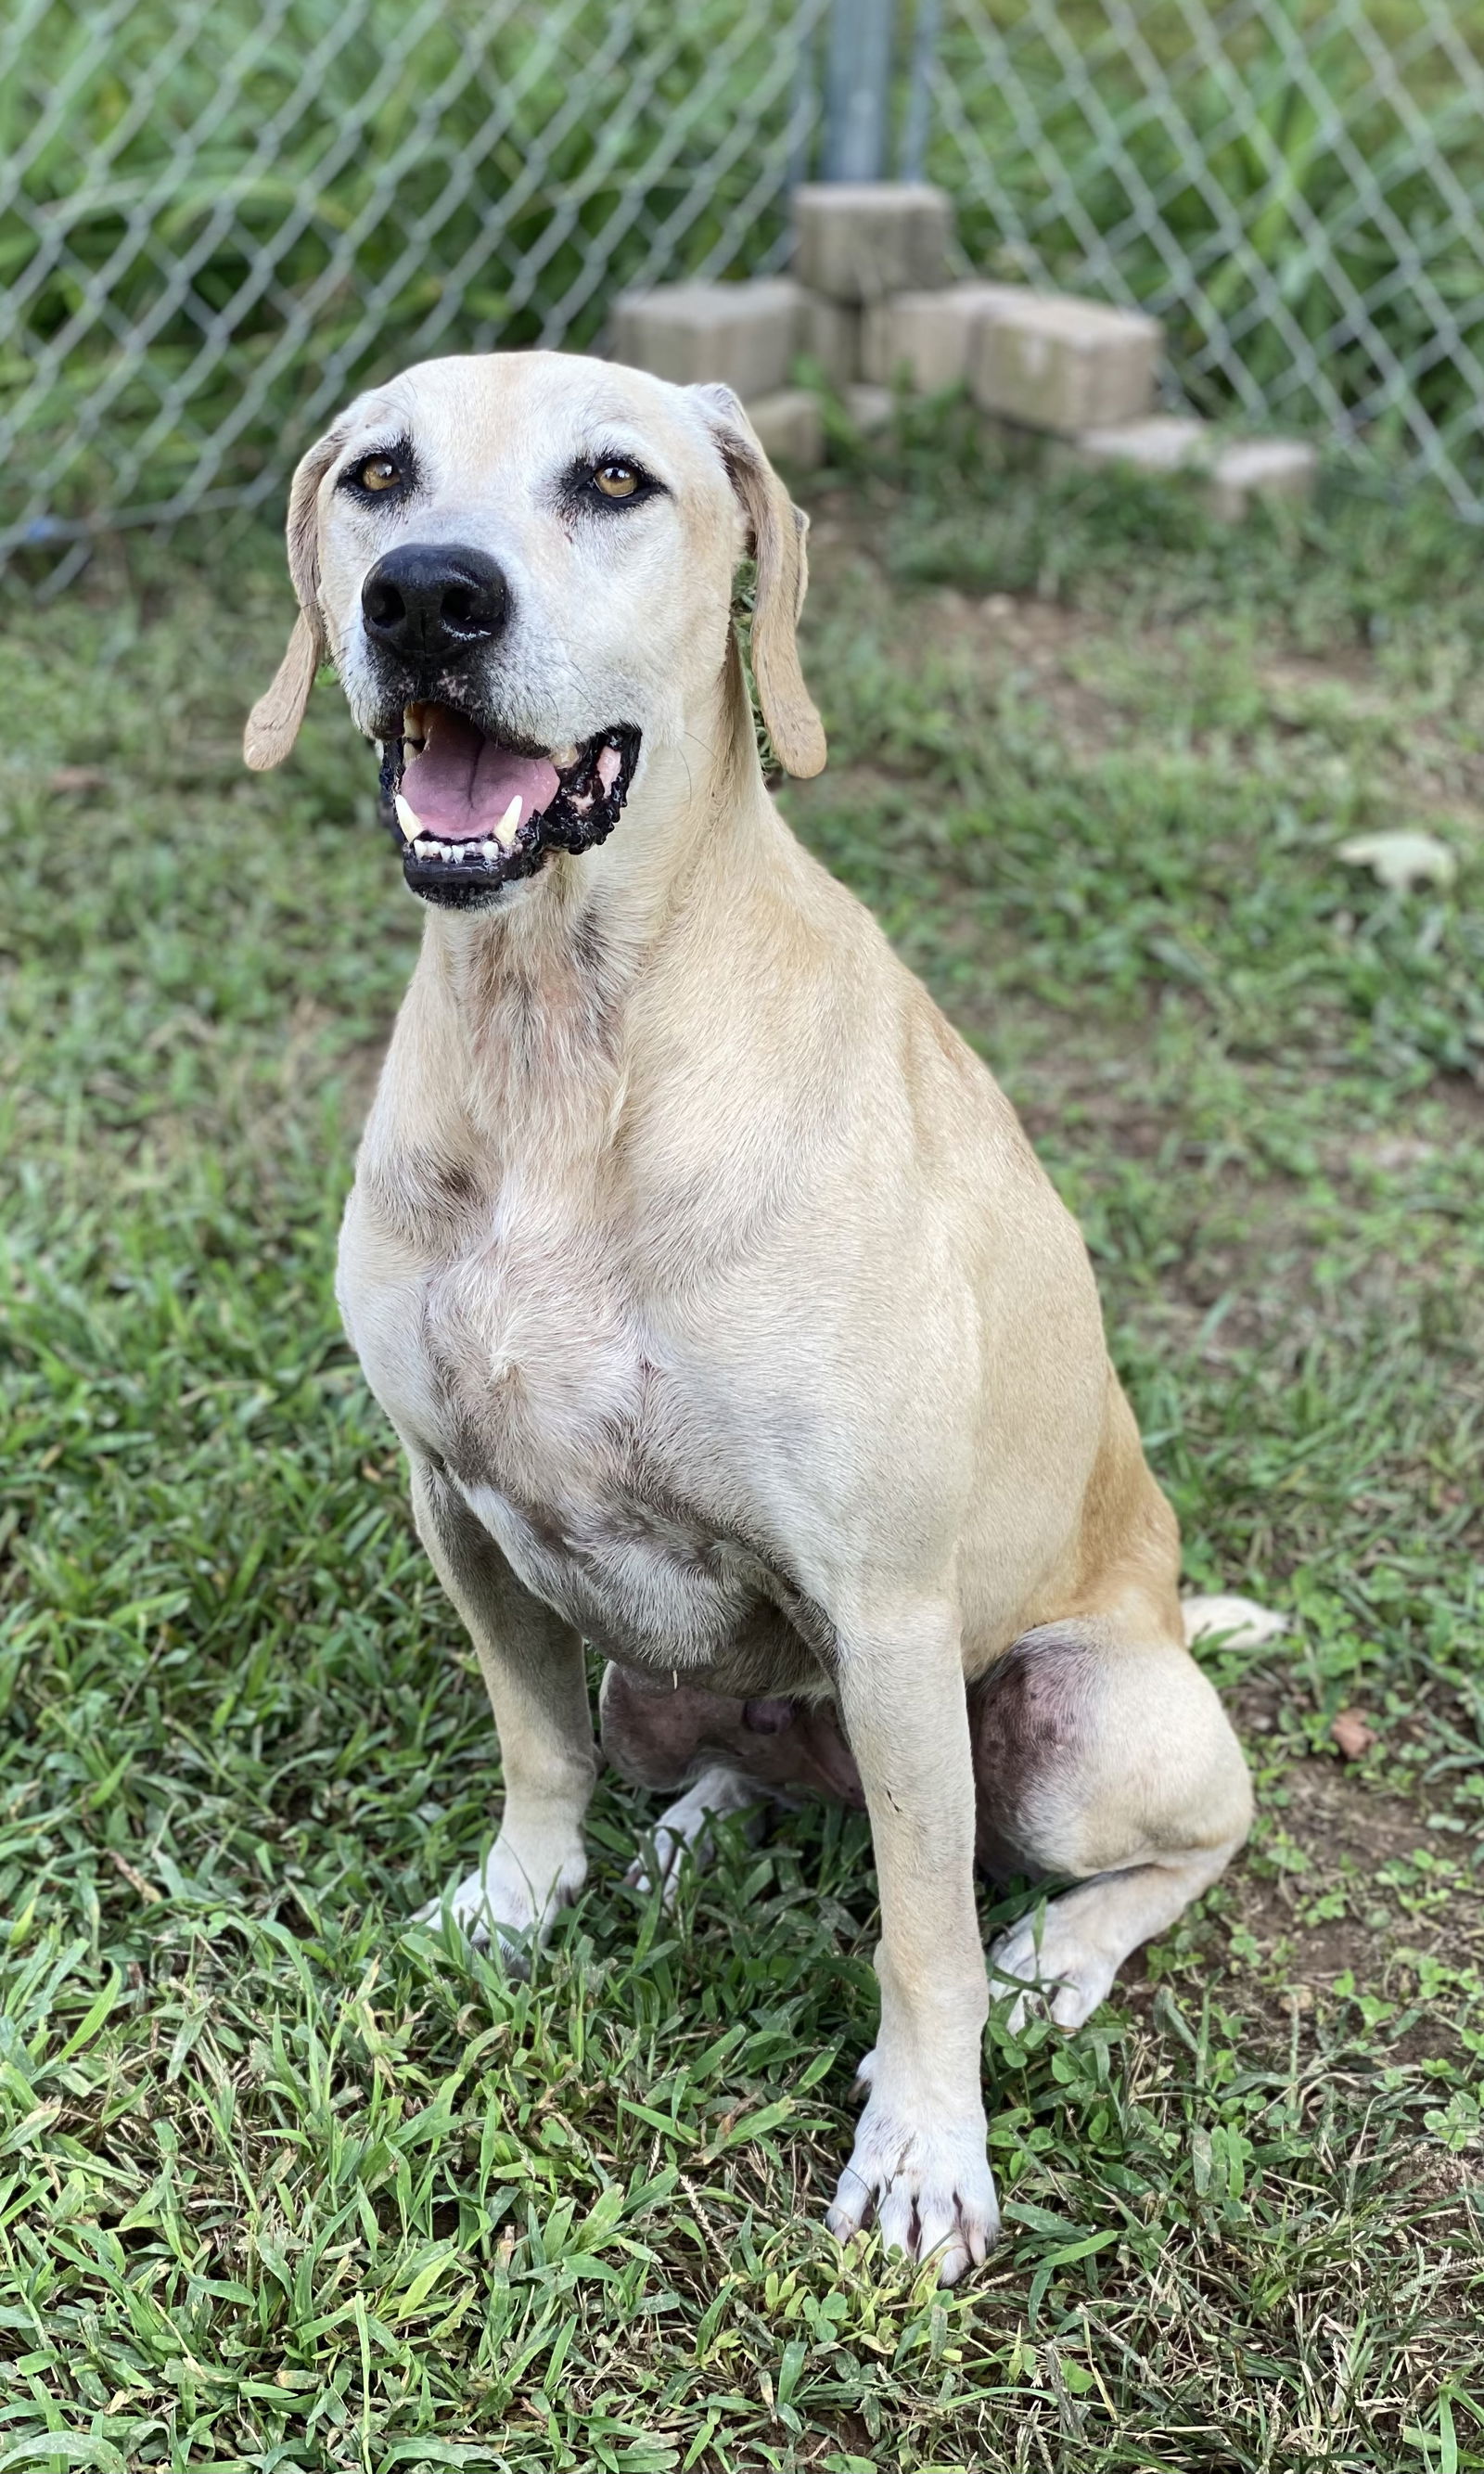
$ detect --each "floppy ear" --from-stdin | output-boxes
[243,425,343,772]
[691,383,826,780]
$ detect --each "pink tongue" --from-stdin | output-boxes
[402,708,560,840]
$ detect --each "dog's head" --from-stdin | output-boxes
[245,351,825,909]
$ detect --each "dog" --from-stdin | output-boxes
[245,349,1267,2284]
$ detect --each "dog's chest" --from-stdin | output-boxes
[338,1162,780,1673]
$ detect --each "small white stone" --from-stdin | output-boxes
[1338,829,1456,892]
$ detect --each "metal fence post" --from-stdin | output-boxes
[821,0,897,181]
[900,0,940,181]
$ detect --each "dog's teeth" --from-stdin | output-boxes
[414,838,435,858]
[493,794,523,850]
[393,792,420,843]
[551,743,579,770]
[480,839,497,862]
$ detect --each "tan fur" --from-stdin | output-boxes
[693,384,827,778]
[243,610,320,771]
[250,350,1254,2284]
[243,424,345,770]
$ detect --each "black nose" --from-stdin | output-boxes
[360,543,509,666]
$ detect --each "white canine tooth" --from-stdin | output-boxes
[493,794,523,850]
[393,792,420,843]
[552,743,579,769]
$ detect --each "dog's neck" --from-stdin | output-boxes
[393,639,772,1175]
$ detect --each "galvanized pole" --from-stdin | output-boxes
[900,0,940,181]
[821,0,897,182]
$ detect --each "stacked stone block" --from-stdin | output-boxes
[1061,417,1318,519]
[862,282,1024,392]
[969,293,1161,434]
[792,182,953,301]
[608,182,1315,517]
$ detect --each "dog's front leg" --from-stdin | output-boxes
[826,1601,997,2284]
[409,1460,596,1962]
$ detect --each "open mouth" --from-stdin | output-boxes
[377,705,642,907]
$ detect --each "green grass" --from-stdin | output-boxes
[2,430,1483,2468]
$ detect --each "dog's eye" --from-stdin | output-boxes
[359,455,403,493]
[592,461,639,500]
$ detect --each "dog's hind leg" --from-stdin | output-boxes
[627,1763,767,1901]
[600,1666,867,1904]
[973,1615,1253,2032]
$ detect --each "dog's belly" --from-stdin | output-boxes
[452,1471,820,1698]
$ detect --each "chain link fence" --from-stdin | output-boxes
[1,0,826,583]
[928,0,1484,514]
[6,0,1484,582]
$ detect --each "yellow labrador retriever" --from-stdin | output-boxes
[246,350,1270,2284]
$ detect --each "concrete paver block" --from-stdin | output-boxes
[794,183,953,303]
[863,281,1027,391]
[746,388,825,468]
[800,293,861,384]
[1066,416,1317,521]
[1071,413,1213,475]
[844,383,895,434]
[1207,437,1318,520]
[610,276,806,396]
[971,292,1161,433]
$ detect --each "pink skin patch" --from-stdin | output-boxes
[401,708,559,840]
[567,742,624,818]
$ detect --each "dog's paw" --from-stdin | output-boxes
[624,1825,690,1906]
[624,1764,764,1905]
[1181,1593,1288,1650]
[826,2083,999,2285]
[989,1905,1118,2034]
[412,1831,585,1967]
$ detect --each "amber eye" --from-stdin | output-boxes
[593,460,639,499]
[359,455,402,492]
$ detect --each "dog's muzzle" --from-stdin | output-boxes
[377,704,642,910]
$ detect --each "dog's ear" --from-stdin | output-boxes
[243,424,344,772]
[692,383,826,780]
